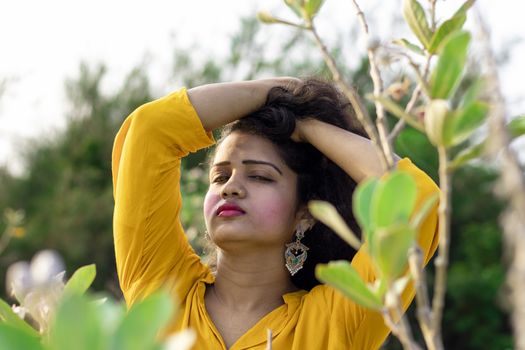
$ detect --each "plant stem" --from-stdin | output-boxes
[350,0,395,168]
[307,21,389,172]
[409,247,443,350]
[431,145,451,337]
[475,11,525,350]
[389,47,433,142]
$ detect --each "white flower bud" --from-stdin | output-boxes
[30,250,65,286]
[424,99,450,146]
[6,261,32,301]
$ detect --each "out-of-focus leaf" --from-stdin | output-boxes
[445,101,488,146]
[403,0,432,49]
[375,224,416,280]
[428,0,475,53]
[0,324,43,350]
[369,95,425,132]
[63,264,96,297]
[113,290,174,350]
[304,0,325,18]
[0,299,39,338]
[508,115,525,139]
[430,31,471,99]
[353,178,379,236]
[460,78,483,108]
[428,13,466,54]
[425,99,450,146]
[309,200,361,250]
[392,38,425,55]
[284,0,303,18]
[371,171,417,230]
[410,193,439,230]
[449,141,485,170]
[49,294,105,350]
[316,261,383,310]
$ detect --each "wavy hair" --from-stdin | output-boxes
[214,78,368,291]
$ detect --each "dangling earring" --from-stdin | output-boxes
[285,228,309,276]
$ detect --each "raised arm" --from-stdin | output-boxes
[188,77,298,131]
[295,119,439,348]
[293,118,400,182]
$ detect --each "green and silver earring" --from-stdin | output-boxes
[285,228,309,276]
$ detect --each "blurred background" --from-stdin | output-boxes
[1,0,523,348]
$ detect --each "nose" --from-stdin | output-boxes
[221,175,246,199]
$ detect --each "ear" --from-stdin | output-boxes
[295,207,316,233]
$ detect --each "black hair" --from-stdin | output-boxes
[215,78,368,291]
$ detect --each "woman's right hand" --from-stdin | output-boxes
[187,77,300,132]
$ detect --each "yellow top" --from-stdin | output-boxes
[112,88,440,350]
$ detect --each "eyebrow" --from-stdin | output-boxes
[212,160,283,175]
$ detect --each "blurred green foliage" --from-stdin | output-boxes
[0,15,511,349]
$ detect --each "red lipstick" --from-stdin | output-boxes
[216,203,245,217]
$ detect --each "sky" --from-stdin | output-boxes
[1,0,524,174]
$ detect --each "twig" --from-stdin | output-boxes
[350,0,395,168]
[307,21,389,172]
[382,311,420,350]
[409,247,443,350]
[431,145,452,336]
[389,48,434,142]
[475,11,525,350]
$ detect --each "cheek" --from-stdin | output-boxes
[203,190,220,220]
[256,194,298,228]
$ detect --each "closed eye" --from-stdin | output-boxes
[211,175,230,184]
[249,175,274,182]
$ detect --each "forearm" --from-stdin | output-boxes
[187,77,297,131]
[300,119,399,182]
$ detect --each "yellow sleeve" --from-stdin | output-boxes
[112,88,215,306]
[323,158,440,349]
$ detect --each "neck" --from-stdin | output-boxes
[211,247,299,312]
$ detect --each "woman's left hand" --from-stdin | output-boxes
[291,118,313,143]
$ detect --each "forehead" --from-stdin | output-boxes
[213,132,285,165]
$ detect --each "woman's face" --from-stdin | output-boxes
[204,132,302,251]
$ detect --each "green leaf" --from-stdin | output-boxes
[0,299,39,338]
[113,290,174,350]
[449,141,485,170]
[410,193,439,230]
[309,200,361,250]
[49,294,105,350]
[304,0,325,18]
[392,38,425,55]
[284,0,303,18]
[460,78,483,108]
[375,224,416,280]
[0,324,43,350]
[508,115,525,139]
[63,264,96,297]
[402,0,432,49]
[371,171,418,229]
[450,115,525,169]
[454,0,476,16]
[430,31,471,99]
[369,95,425,132]
[428,13,466,54]
[353,178,379,236]
[316,261,383,310]
[446,101,488,146]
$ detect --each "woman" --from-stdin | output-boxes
[112,78,439,349]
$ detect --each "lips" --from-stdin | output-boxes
[216,203,245,217]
